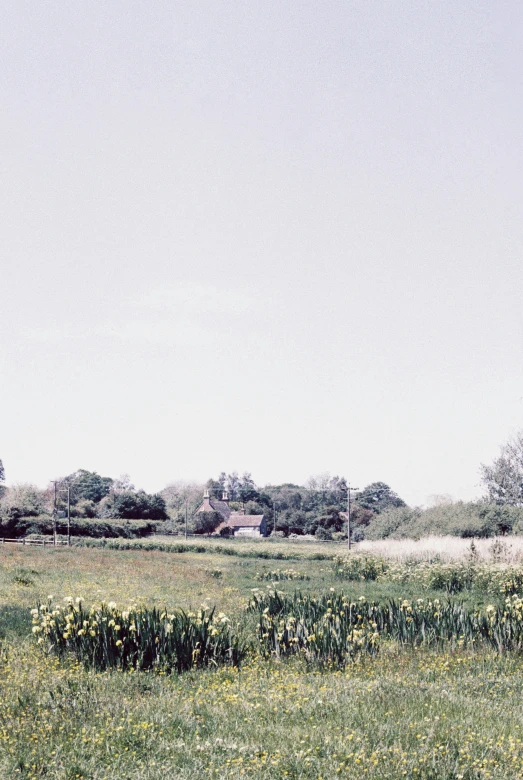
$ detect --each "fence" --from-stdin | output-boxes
[0,538,69,547]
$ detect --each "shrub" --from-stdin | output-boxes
[365,502,523,540]
[364,507,421,540]
[0,516,157,539]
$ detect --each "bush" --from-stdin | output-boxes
[364,507,421,540]
[193,510,222,535]
[104,491,168,521]
[365,502,523,540]
[75,499,98,518]
[0,516,157,539]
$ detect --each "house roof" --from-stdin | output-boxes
[209,499,231,519]
[195,498,231,520]
[227,514,265,528]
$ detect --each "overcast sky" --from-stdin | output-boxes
[2,1,523,506]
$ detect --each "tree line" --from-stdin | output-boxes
[2,429,523,539]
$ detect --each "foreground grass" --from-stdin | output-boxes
[2,546,523,777]
[2,641,523,778]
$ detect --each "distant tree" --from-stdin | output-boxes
[102,491,167,521]
[350,505,375,528]
[64,470,113,504]
[205,478,222,499]
[162,481,204,528]
[75,499,98,518]
[226,472,241,501]
[239,472,259,504]
[481,431,523,506]
[0,459,4,498]
[111,474,135,494]
[329,475,348,501]
[355,482,406,514]
[317,506,345,532]
[193,511,221,535]
[0,483,48,519]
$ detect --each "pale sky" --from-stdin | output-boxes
[2,1,523,506]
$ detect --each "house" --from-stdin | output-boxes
[195,489,232,524]
[224,513,268,537]
[195,490,267,537]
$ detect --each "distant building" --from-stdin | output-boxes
[195,490,267,537]
[195,489,232,523]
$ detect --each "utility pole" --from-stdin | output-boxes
[66,484,71,547]
[185,500,188,539]
[52,481,58,546]
[273,501,277,535]
[347,484,359,552]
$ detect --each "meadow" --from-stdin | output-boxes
[2,541,523,778]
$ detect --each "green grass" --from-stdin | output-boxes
[2,544,523,777]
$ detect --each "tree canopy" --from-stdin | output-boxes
[355,482,406,514]
[481,431,523,506]
[64,469,113,504]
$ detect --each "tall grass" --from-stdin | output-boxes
[356,534,523,562]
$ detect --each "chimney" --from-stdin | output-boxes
[203,488,212,511]
[222,490,229,504]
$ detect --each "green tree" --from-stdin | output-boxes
[239,472,259,504]
[106,491,167,520]
[205,478,223,500]
[0,459,4,498]
[226,472,241,501]
[193,510,221,534]
[356,482,406,514]
[481,431,523,506]
[65,470,113,504]
[317,506,345,532]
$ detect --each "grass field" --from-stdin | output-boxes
[2,543,523,778]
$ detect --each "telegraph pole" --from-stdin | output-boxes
[347,484,359,552]
[185,500,188,539]
[52,481,58,546]
[66,484,71,547]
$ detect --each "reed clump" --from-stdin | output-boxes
[31,598,247,673]
[249,589,523,664]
